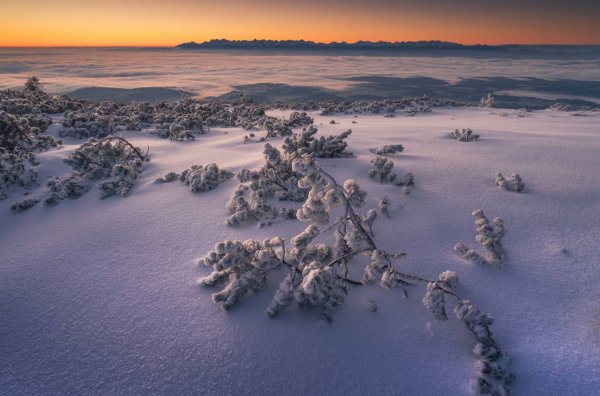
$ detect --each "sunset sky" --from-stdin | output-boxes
[2,0,599,47]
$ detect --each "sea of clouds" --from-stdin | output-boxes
[1,47,599,103]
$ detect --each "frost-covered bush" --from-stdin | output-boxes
[60,110,115,139]
[1,77,82,115]
[368,157,414,193]
[480,93,496,108]
[43,176,91,206]
[225,127,352,227]
[262,117,292,138]
[166,124,195,141]
[10,197,40,212]
[1,110,61,153]
[199,238,284,310]
[495,172,525,192]
[177,164,234,192]
[0,150,39,200]
[375,144,404,156]
[0,106,61,200]
[455,300,515,395]
[281,126,352,158]
[368,157,397,183]
[64,137,146,199]
[377,195,390,218]
[287,111,314,127]
[244,111,313,142]
[454,209,506,266]
[449,128,479,142]
[155,171,179,183]
[196,153,514,391]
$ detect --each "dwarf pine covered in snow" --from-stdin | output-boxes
[282,126,352,158]
[455,300,515,395]
[375,144,404,156]
[197,153,513,391]
[368,157,397,183]
[480,93,496,108]
[10,197,40,212]
[44,176,91,206]
[178,164,234,192]
[449,128,480,142]
[199,238,285,310]
[224,127,352,227]
[377,195,391,218]
[155,171,179,183]
[1,110,60,154]
[455,209,506,266]
[368,157,415,192]
[1,106,62,201]
[0,150,39,200]
[495,172,525,192]
[166,124,195,141]
[422,271,459,322]
[64,137,146,199]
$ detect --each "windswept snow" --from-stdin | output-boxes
[1,107,599,394]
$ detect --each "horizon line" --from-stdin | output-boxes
[2,39,600,49]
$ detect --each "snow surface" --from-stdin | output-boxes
[1,107,600,395]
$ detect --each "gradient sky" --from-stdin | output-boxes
[2,0,599,46]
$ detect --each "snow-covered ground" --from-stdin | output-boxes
[1,107,599,395]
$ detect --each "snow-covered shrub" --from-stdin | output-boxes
[44,176,91,206]
[368,157,397,183]
[224,128,351,228]
[0,150,39,200]
[454,209,506,266]
[225,183,281,228]
[510,174,525,192]
[178,164,234,192]
[10,197,40,212]
[0,108,62,200]
[449,128,479,142]
[422,271,459,321]
[455,300,515,395]
[199,238,284,310]
[64,137,146,198]
[60,107,120,139]
[282,126,352,158]
[495,172,525,192]
[244,111,313,142]
[368,157,415,193]
[197,154,514,390]
[1,110,61,154]
[375,144,404,156]
[313,96,456,117]
[166,124,195,141]
[377,195,390,218]
[480,93,496,108]
[287,111,313,127]
[155,172,179,183]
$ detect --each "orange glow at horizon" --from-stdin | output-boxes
[2,0,599,47]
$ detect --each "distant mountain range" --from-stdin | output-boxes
[175,39,492,50]
[175,40,600,55]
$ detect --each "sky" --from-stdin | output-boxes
[1,0,599,47]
